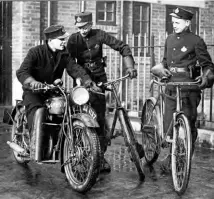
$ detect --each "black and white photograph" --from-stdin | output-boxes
[0,0,214,198]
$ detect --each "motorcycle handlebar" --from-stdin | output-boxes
[33,84,59,92]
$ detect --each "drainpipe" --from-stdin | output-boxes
[120,0,123,40]
[81,1,85,12]
[47,1,51,26]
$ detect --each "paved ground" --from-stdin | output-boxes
[0,125,214,199]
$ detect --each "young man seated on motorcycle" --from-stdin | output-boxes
[67,11,145,173]
[16,24,97,159]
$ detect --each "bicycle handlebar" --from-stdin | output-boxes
[102,74,130,87]
[152,78,201,87]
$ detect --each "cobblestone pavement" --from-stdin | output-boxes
[0,126,213,199]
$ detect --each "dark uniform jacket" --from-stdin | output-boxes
[16,43,90,88]
[67,29,133,83]
[162,29,214,90]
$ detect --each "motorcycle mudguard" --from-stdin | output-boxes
[31,107,46,162]
[3,101,24,125]
[72,113,99,128]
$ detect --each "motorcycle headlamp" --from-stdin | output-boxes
[71,86,89,105]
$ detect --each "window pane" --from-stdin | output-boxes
[133,6,140,20]
[107,12,113,21]
[97,2,104,10]
[98,12,105,21]
[133,21,140,34]
[107,2,114,11]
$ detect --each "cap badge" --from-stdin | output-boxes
[175,8,179,14]
[94,44,100,49]
[76,17,82,22]
[181,46,187,52]
[61,26,65,33]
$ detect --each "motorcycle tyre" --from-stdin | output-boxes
[63,120,101,193]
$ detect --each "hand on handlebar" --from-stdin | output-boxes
[160,69,172,78]
[126,68,137,79]
[30,81,45,92]
[195,75,208,90]
[85,80,102,93]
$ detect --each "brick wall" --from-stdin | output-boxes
[11,1,214,111]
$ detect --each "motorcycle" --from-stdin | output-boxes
[4,79,102,193]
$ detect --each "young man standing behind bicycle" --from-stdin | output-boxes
[151,7,214,171]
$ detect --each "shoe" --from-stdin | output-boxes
[136,142,145,159]
[100,158,111,173]
[160,154,171,174]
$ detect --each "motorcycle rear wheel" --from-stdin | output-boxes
[11,109,30,164]
[63,120,101,193]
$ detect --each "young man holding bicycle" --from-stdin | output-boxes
[152,7,214,172]
[67,12,144,173]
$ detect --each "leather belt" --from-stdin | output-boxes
[169,67,187,73]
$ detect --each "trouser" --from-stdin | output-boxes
[23,91,46,135]
[89,91,107,154]
[164,90,201,147]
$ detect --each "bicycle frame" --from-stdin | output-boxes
[106,75,137,145]
[151,78,200,142]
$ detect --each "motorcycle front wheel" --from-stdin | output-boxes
[11,108,30,164]
[63,120,101,193]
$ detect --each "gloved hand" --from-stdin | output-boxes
[160,68,172,78]
[195,68,214,90]
[90,81,102,93]
[30,81,44,91]
[123,56,137,79]
[126,68,137,79]
[195,76,208,89]
[84,80,102,93]
[151,63,172,78]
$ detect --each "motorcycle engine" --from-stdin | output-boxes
[45,96,65,115]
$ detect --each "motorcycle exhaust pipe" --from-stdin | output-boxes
[7,141,25,153]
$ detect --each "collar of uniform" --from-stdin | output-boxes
[175,28,191,36]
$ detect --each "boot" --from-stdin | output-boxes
[136,142,145,159]
[100,157,111,173]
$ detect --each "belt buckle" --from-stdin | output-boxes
[170,67,177,73]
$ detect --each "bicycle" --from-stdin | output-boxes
[141,75,200,195]
[100,74,145,181]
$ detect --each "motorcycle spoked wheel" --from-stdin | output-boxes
[11,109,30,164]
[63,120,101,193]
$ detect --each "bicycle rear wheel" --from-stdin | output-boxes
[171,114,192,195]
[141,98,161,165]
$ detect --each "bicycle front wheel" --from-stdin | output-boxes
[141,98,161,165]
[171,114,192,195]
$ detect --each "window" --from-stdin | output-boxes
[166,5,199,35]
[96,1,116,25]
[133,2,150,56]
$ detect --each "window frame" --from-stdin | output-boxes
[96,1,116,26]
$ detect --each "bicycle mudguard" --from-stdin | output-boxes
[72,113,99,128]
